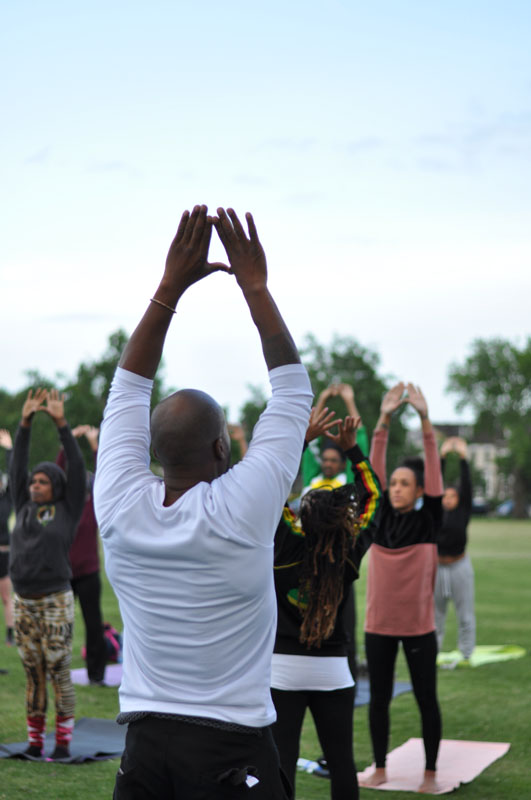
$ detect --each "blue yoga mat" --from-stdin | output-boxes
[355,677,412,707]
[0,717,126,764]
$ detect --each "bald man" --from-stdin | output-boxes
[94,206,312,800]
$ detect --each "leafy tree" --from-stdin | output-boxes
[0,330,171,471]
[237,334,409,472]
[447,337,531,517]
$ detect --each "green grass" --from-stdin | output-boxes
[1,519,530,798]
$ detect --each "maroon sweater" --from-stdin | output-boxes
[57,448,99,579]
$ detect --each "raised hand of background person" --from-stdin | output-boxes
[73,424,99,452]
[163,205,229,295]
[43,389,67,428]
[213,209,267,295]
[21,388,48,428]
[228,424,248,459]
[380,382,405,417]
[440,437,454,458]
[84,426,99,452]
[404,383,428,420]
[0,429,12,449]
[72,424,91,439]
[314,386,336,416]
[305,407,341,444]
[336,383,361,418]
[452,436,469,460]
[326,416,361,452]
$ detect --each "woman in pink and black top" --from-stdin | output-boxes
[360,383,443,795]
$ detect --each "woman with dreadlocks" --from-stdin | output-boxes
[271,414,381,800]
[359,383,443,795]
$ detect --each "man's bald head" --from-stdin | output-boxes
[151,389,229,472]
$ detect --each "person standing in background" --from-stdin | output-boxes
[435,436,475,661]
[10,388,85,760]
[57,424,107,685]
[0,429,14,646]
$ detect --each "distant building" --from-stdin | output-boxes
[407,423,510,501]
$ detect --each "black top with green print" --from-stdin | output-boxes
[9,424,85,596]
[273,444,382,657]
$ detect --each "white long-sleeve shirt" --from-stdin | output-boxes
[94,364,312,727]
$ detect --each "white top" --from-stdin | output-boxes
[94,364,312,728]
[271,653,354,691]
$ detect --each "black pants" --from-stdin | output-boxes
[271,686,358,800]
[71,571,107,683]
[342,585,357,687]
[365,631,441,771]
[114,716,292,799]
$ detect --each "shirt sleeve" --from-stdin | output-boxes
[423,430,443,497]
[58,426,86,523]
[459,458,472,519]
[10,426,31,512]
[345,445,383,564]
[214,364,313,545]
[369,428,388,491]
[94,367,155,533]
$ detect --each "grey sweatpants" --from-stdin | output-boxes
[434,555,475,659]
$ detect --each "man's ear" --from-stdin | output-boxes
[214,436,227,461]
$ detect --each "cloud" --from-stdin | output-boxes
[346,136,384,155]
[233,174,268,186]
[257,137,317,152]
[88,160,140,177]
[41,313,114,323]
[24,146,51,165]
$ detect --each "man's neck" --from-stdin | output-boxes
[162,464,224,506]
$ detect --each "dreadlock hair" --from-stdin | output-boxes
[298,483,361,649]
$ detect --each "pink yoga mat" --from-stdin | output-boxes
[71,664,123,687]
[358,738,510,794]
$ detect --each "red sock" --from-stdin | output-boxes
[55,715,75,749]
[27,715,46,751]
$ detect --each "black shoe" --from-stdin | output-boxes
[89,679,108,687]
[23,745,43,759]
[49,745,70,760]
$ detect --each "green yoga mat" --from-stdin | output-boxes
[437,644,526,668]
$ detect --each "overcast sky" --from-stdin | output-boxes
[2,1,530,424]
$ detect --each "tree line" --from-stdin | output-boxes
[1,331,529,516]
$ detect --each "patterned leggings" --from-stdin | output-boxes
[14,590,75,719]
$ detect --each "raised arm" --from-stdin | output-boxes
[120,205,229,379]
[337,383,369,456]
[370,382,405,490]
[451,437,472,512]
[0,429,13,473]
[326,416,382,558]
[214,208,300,370]
[43,390,86,519]
[405,384,443,497]
[228,423,248,459]
[10,389,48,510]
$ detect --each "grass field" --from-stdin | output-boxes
[0,518,530,799]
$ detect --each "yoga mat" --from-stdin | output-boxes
[71,663,123,686]
[358,738,510,794]
[0,717,126,764]
[355,678,411,707]
[437,644,526,669]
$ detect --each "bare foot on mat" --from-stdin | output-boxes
[359,767,388,786]
[418,769,439,793]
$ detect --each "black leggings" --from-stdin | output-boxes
[271,686,358,800]
[365,631,441,772]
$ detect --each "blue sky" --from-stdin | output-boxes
[2,1,530,423]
